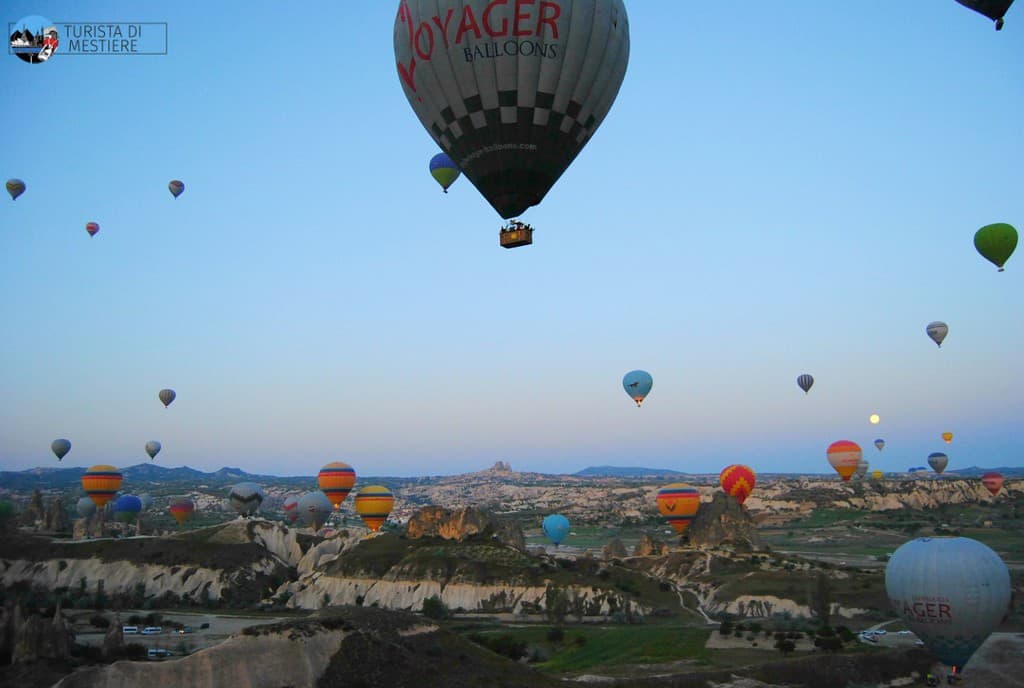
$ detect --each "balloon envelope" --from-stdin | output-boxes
[954,0,1015,28]
[158,389,176,407]
[168,180,185,198]
[298,491,334,530]
[114,494,142,523]
[138,494,154,511]
[76,496,97,519]
[227,482,264,516]
[145,440,161,460]
[656,483,700,534]
[796,374,814,394]
[928,452,949,474]
[82,465,123,507]
[886,537,1010,669]
[981,472,1004,496]
[429,153,460,192]
[86,222,99,237]
[542,514,571,545]
[720,464,756,505]
[318,462,357,508]
[169,497,195,525]
[874,439,885,451]
[6,179,25,200]
[51,438,71,461]
[926,322,948,348]
[622,370,653,407]
[871,470,884,480]
[354,485,395,532]
[827,440,862,482]
[395,0,630,219]
[974,222,1017,271]
[855,461,869,479]
[942,432,954,444]
[283,495,300,524]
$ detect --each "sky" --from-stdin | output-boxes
[1,1,1021,478]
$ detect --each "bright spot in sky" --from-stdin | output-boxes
[870,414,881,425]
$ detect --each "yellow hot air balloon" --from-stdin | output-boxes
[942,432,953,444]
[318,461,356,509]
[82,465,123,507]
[872,470,884,480]
[354,486,394,532]
[656,483,700,534]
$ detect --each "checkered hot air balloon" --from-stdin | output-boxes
[318,462,356,509]
[827,440,861,482]
[355,486,395,532]
[656,483,700,534]
[719,465,756,505]
[81,465,123,507]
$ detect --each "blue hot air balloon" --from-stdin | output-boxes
[114,494,143,523]
[622,370,653,407]
[542,514,571,546]
[429,153,460,193]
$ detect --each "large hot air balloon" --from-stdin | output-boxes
[158,389,176,407]
[51,438,71,461]
[926,321,948,348]
[76,496,97,519]
[827,440,862,482]
[227,482,264,517]
[720,465,756,505]
[928,452,949,474]
[168,180,185,198]
[354,486,395,532]
[954,0,1015,29]
[394,0,630,234]
[86,222,100,237]
[796,374,814,394]
[6,179,26,200]
[974,222,1017,271]
[871,470,884,480]
[656,483,700,535]
[298,491,334,530]
[981,472,1004,496]
[542,514,571,546]
[283,494,300,524]
[429,153,460,193]
[855,460,869,480]
[169,497,195,525]
[886,537,1011,673]
[145,440,161,460]
[942,431,953,444]
[874,438,885,451]
[82,465,123,507]
[318,462,356,509]
[622,370,653,407]
[114,494,142,523]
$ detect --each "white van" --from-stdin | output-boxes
[141,626,163,635]
[147,648,172,659]
[122,626,138,634]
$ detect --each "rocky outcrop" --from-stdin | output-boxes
[19,489,45,528]
[406,506,525,551]
[687,492,763,550]
[489,461,512,472]
[634,533,669,557]
[602,538,628,559]
[44,497,72,533]
[12,602,74,664]
[102,613,123,658]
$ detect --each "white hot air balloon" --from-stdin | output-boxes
[227,482,264,517]
[886,537,1010,673]
[926,321,948,348]
[145,440,161,460]
[298,491,334,531]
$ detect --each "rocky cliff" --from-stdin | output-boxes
[687,491,763,550]
[406,505,525,551]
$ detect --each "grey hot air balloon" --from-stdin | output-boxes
[145,440,161,460]
[51,439,71,461]
[298,491,334,530]
[76,496,97,519]
[138,494,154,511]
[886,537,1010,672]
[928,452,949,474]
[6,179,26,200]
[168,180,185,198]
[796,374,814,394]
[855,460,869,479]
[158,389,176,407]
[227,482,264,517]
[926,321,948,348]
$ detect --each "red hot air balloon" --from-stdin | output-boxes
[827,440,862,482]
[720,464,756,505]
[86,222,99,237]
[982,472,1004,497]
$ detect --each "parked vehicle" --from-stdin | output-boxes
[147,648,172,659]
[141,626,163,635]
[177,626,193,634]
[199,622,210,629]
[122,626,138,634]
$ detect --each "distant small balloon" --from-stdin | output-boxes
[145,440,161,460]
[622,370,653,407]
[169,496,195,525]
[542,514,571,546]
[168,180,185,198]
[159,389,176,407]
[283,495,300,524]
[796,374,814,394]
[926,321,949,348]
[855,460,869,479]
[874,439,885,451]
[6,179,25,200]
[942,431,953,444]
[86,222,100,237]
[51,438,71,461]
[429,153,460,193]
[928,452,949,474]
[871,470,884,480]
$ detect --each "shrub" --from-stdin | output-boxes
[775,639,796,655]
[422,595,450,620]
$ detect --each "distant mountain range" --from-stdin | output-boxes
[573,466,690,478]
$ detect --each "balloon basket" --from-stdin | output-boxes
[500,223,533,249]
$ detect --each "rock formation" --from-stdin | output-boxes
[634,533,669,556]
[489,460,512,472]
[602,537,628,559]
[19,489,45,527]
[406,506,525,551]
[44,496,72,533]
[687,492,763,550]
[12,602,74,664]
[101,613,123,658]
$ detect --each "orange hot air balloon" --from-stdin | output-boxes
[168,497,195,525]
[942,432,953,444]
[656,483,701,534]
[827,440,862,482]
[720,464,756,505]
[81,465,123,507]
[318,461,356,509]
[982,472,1004,497]
[354,485,394,532]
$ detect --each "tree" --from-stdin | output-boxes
[422,595,450,620]
[544,585,569,625]
[775,638,796,655]
[809,572,832,627]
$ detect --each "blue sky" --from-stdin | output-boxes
[1,1,1021,477]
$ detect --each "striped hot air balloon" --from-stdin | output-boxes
[169,497,195,525]
[796,374,814,394]
[656,483,701,535]
[318,462,356,509]
[827,440,862,482]
[282,494,300,524]
[354,485,394,532]
[82,465,123,507]
[719,464,756,505]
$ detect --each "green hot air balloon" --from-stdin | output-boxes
[974,223,1017,272]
